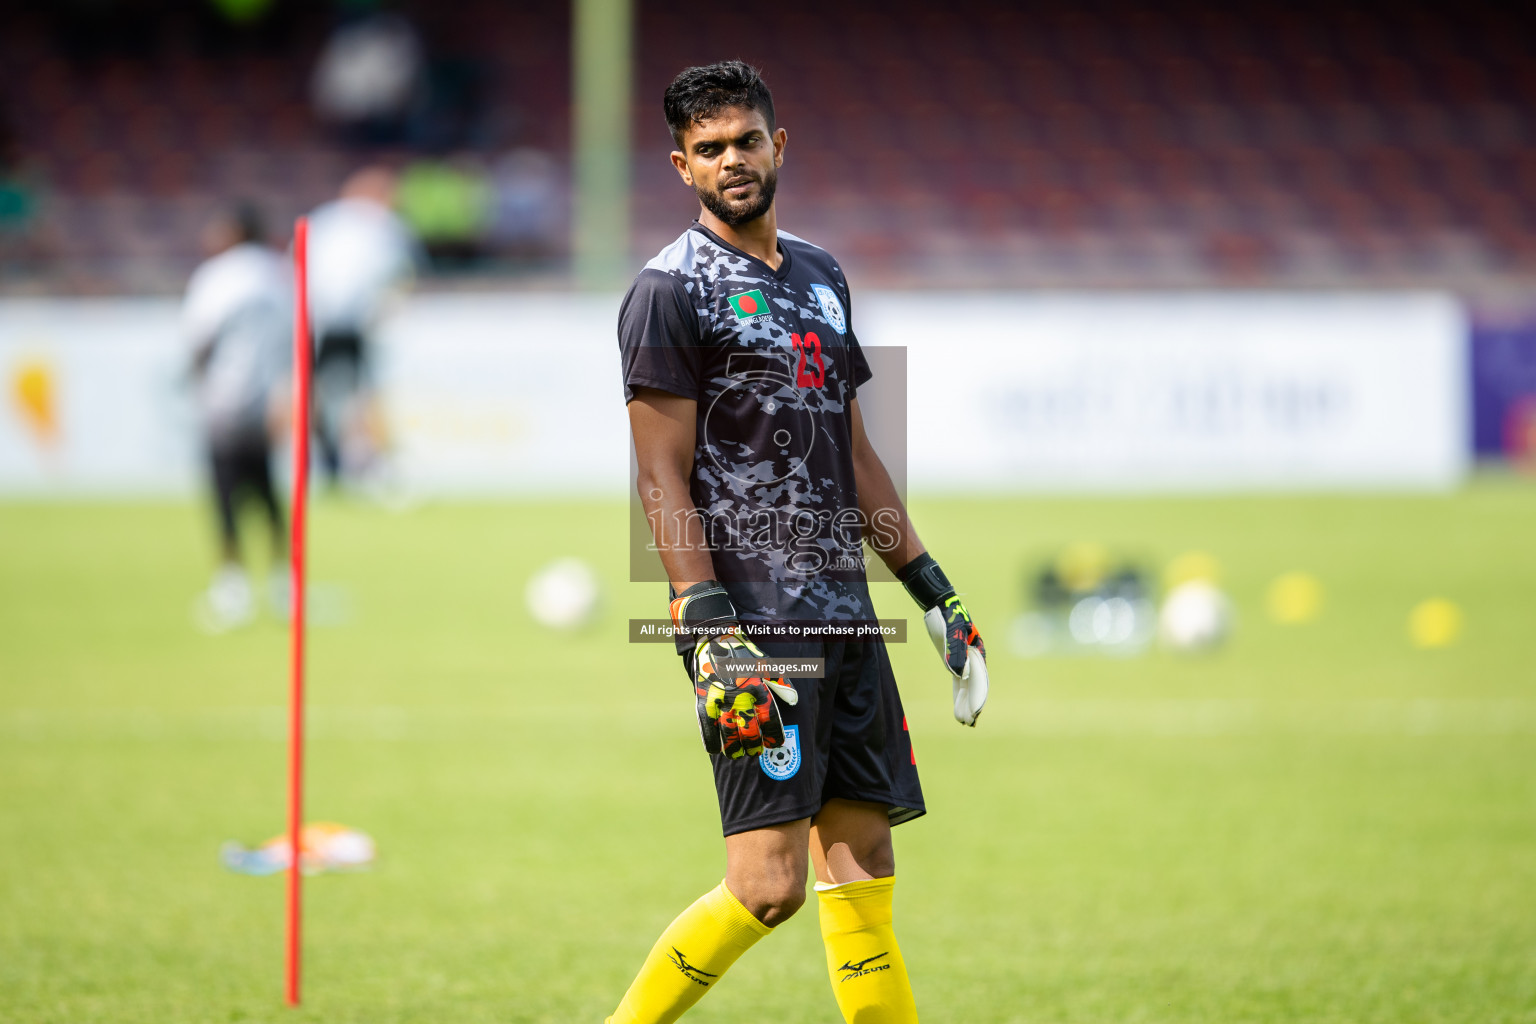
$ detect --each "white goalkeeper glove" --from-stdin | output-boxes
[898,554,988,726]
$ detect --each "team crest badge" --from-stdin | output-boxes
[810,284,846,334]
[760,724,801,781]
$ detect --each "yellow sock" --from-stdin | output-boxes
[817,876,919,1023]
[606,881,772,1024]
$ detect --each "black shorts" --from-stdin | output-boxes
[314,329,370,480]
[688,639,926,836]
[208,435,281,545]
[316,329,367,378]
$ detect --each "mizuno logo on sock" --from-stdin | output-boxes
[837,952,891,980]
[667,947,717,987]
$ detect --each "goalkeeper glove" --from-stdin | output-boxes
[896,553,988,726]
[670,581,799,758]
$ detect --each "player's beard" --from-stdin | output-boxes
[696,167,778,227]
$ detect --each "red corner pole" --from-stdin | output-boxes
[286,217,312,1007]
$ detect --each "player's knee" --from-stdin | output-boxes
[754,879,806,926]
[856,840,895,880]
[730,870,806,927]
[817,828,896,881]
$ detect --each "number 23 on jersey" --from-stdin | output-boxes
[792,332,825,388]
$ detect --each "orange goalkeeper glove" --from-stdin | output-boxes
[671,581,799,758]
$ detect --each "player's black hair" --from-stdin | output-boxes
[663,61,775,147]
[231,202,266,245]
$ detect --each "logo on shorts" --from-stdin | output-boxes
[837,952,891,981]
[761,724,800,781]
[810,284,846,334]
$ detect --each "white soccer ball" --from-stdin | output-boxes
[525,558,601,630]
[1158,580,1231,652]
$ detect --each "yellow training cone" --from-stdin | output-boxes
[1408,598,1462,649]
[1266,572,1323,624]
[11,359,59,446]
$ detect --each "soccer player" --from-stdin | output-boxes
[183,204,292,630]
[612,62,989,1023]
[305,166,417,486]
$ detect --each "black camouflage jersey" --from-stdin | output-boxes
[619,221,877,626]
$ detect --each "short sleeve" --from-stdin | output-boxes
[841,278,873,393]
[618,269,703,402]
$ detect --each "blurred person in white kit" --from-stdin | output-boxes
[306,166,417,486]
[184,204,292,631]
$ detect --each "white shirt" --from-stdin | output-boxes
[305,197,416,338]
[183,242,292,441]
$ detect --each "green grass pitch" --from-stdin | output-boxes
[3,484,1535,1023]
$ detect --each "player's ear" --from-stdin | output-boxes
[670,150,694,187]
[772,128,787,168]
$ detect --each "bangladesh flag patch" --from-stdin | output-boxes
[727,289,771,322]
